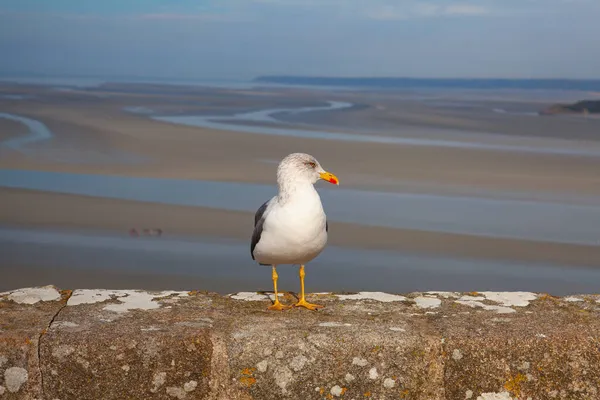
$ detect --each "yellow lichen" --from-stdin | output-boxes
[239,376,256,387]
[400,389,410,398]
[341,387,347,395]
[504,372,526,397]
[319,387,324,395]
[538,293,559,303]
[363,391,371,397]
[241,367,256,376]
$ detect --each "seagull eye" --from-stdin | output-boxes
[307,162,316,168]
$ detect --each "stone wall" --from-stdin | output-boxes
[1,286,599,399]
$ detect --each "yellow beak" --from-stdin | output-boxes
[319,171,339,185]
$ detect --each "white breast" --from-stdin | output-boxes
[254,187,328,265]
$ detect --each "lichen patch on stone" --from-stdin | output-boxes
[452,349,463,361]
[166,386,187,399]
[67,290,121,306]
[52,345,75,360]
[368,367,379,380]
[319,322,352,327]
[564,296,583,302]
[290,355,308,371]
[383,378,396,388]
[67,289,187,313]
[273,366,293,394]
[352,357,368,367]
[229,292,269,301]
[331,385,344,397]
[150,371,167,393]
[427,291,459,298]
[183,380,197,392]
[256,359,269,373]
[0,285,61,304]
[52,321,80,329]
[477,392,514,400]
[455,296,516,314]
[479,292,537,307]
[389,327,406,332]
[4,367,29,393]
[141,326,162,331]
[454,292,537,314]
[229,292,283,301]
[336,292,406,302]
[414,296,442,309]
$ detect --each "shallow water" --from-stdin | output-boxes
[151,101,600,157]
[1,169,599,246]
[0,112,53,150]
[1,226,598,295]
[0,112,146,164]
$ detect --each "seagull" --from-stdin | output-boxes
[251,153,339,311]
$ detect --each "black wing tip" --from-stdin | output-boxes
[251,199,271,260]
[250,217,264,261]
[254,200,270,226]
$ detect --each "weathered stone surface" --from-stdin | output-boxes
[224,293,443,399]
[438,293,600,400]
[0,286,69,399]
[1,288,599,399]
[40,289,214,400]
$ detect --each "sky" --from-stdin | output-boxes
[0,0,599,80]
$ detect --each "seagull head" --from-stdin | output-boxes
[277,153,339,187]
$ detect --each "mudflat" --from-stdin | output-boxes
[1,82,599,292]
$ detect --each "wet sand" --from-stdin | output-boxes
[0,84,599,196]
[1,82,599,292]
[1,188,598,269]
[2,223,600,295]
[0,117,28,143]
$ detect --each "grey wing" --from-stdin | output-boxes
[251,199,271,260]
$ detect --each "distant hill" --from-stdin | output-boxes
[541,100,600,115]
[254,76,600,91]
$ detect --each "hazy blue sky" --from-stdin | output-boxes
[0,0,599,80]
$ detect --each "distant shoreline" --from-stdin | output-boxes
[541,100,600,115]
[254,76,600,91]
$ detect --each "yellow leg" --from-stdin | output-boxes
[267,265,290,311]
[294,265,324,311]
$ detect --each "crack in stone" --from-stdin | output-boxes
[37,290,73,398]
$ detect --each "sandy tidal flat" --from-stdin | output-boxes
[1,82,599,292]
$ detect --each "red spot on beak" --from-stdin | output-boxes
[329,178,338,185]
